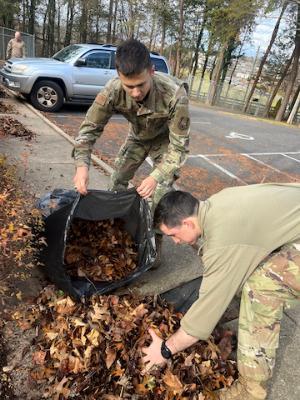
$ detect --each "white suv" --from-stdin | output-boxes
[0,43,170,112]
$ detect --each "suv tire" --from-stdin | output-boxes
[30,80,64,112]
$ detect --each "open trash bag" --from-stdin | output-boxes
[37,188,156,300]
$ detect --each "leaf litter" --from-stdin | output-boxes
[0,116,35,140]
[0,154,237,400]
[64,218,138,282]
[11,286,237,399]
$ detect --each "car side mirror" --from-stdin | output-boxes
[75,58,86,66]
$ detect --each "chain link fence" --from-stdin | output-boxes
[0,27,35,60]
[189,77,300,125]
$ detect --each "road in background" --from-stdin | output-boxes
[44,102,300,198]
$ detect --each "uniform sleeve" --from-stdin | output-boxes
[150,85,190,183]
[6,40,12,59]
[181,245,267,339]
[72,83,115,168]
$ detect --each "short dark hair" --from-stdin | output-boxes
[115,39,152,76]
[153,191,199,229]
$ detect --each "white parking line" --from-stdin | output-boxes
[198,155,246,184]
[189,151,300,157]
[242,154,296,179]
[191,120,211,125]
[187,151,300,183]
[281,153,300,164]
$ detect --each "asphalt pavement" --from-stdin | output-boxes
[0,93,299,399]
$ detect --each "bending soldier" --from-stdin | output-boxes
[73,39,190,208]
[142,184,300,400]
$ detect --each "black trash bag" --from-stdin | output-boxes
[38,188,156,300]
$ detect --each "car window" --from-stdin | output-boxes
[84,51,111,69]
[53,45,83,62]
[151,57,169,74]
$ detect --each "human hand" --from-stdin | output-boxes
[141,329,166,373]
[136,176,157,199]
[73,165,89,195]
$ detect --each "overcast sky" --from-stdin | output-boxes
[244,8,291,57]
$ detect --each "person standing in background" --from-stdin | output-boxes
[6,31,26,59]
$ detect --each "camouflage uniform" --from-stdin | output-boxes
[238,242,300,383]
[73,73,190,207]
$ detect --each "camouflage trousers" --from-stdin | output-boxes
[109,134,177,210]
[238,243,300,382]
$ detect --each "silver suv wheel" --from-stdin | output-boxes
[30,80,64,112]
[37,85,58,108]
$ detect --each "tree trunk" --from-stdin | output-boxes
[112,0,118,43]
[22,0,26,31]
[243,2,287,112]
[160,17,166,54]
[106,0,114,43]
[128,0,135,39]
[289,82,300,112]
[275,2,300,121]
[225,35,246,98]
[206,43,227,106]
[263,48,295,118]
[149,13,157,51]
[64,0,74,47]
[28,0,36,34]
[56,1,61,51]
[42,3,49,56]
[175,0,184,77]
[80,0,88,43]
[287,85,300,124]
[190,1,207,76]
[47,0,56,56]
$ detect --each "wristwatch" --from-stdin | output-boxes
[161,340,173,360]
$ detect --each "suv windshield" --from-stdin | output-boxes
[52,45,83,62]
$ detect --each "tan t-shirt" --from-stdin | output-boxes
[6,38,26,59]
[181,183,300,339]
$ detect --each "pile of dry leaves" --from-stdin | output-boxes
[0,84,8,98]
[0,156,45,398]
[64,218,138,281]
[13,286,237,400]
[0,116,35,140]
[0,155,43,307]
[0,100,15,114]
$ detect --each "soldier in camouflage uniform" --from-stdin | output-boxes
[73,39,190,211]
[141,184,300,400]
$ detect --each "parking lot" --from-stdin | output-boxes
[44,102,300,198]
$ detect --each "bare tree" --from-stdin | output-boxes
[107,0,114,43]
[243,1,287,112]
[64,0,75,47]
[175,0,184,76]
[79,0,88,43]
[263,48,295,117]
[275,1,300,121]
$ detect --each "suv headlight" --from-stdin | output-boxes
[11,64,29,74]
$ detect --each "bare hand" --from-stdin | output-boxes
[142,329,166,373]
[137,176,157,199]
[73,165,89,195]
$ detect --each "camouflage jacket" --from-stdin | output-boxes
[73,72,190,183]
